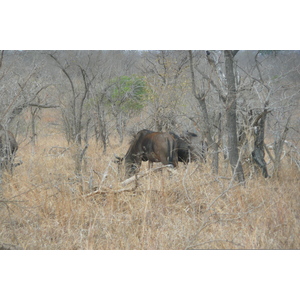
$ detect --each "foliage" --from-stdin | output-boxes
[108,75,147,113]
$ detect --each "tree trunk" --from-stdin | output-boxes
[30,106,38,148]
[189,50,219,174]
[273,116,291,177]
[224,51,245,183]
[96,100,108,153]
[251,111,268,178]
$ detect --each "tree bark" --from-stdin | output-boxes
[224,51,245,183]
[251,111,268,178]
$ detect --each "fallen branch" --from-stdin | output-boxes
[85,186,178,198]
[84,186,137,197]
[83,165,177,197]
[121,165,176,186]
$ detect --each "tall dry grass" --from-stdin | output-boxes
[1,133,300,250]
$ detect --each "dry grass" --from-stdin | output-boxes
[1,134,300,250]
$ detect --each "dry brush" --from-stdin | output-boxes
[0,134,299,250]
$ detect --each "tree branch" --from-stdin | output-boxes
[28,103,59,109]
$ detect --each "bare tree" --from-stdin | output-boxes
[236,50,300,177]
[189,50,219,174]
[251,110,269,178]
[140,51,189,131]
[189,50,245,181]
[47,52,95,177]
[0,51,58,134]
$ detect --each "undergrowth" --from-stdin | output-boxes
[1,135,299,250]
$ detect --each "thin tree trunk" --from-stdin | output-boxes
[30,106,38,150]
[251,110,268,178]
[224,51,245,183]
[96,102,107,153]
[189,50,219,174]
[273,116,291,177]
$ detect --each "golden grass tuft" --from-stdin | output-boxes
[1,134,300,249]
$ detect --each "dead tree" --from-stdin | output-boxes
[189,51,219,174]
[224,51,245,183]
[251,111,269,178]
[48,53,94,179]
